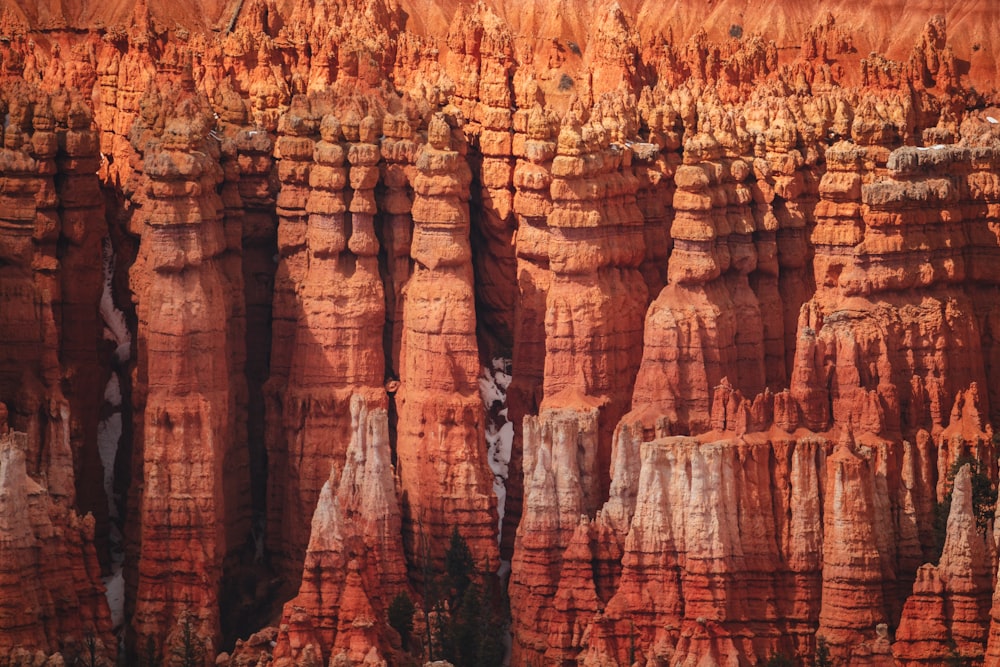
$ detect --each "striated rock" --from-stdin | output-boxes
[266,101,388,588]
[6,6,1000,667]
[505,98,558,559]
[0,431,113,661]
[543,516,601,665]
[395,112,499,575]
[446,3,518,353]
[128,88,243,657]
[509,407,598,663]
[894,465,992,665]
[818,444,894,665]
[273,396,406,665]
[630,121,765,436]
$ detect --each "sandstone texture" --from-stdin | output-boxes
[4,2,1000,667]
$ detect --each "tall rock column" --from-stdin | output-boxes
[541,111,647,494]
[894,464,991,665]
[819,445,894,665]
[630,127,762,435]
[396,112,498,575]
[265,102,319,581]
[268,107,389,587]
[510,108,649,666]
[379,113,419,376]
[130,96,237,658]
[449,4,518,351]
[504,99,557,558]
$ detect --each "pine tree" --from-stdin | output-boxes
[388,591,416,650]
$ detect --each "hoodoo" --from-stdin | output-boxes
[2,1,1000,665]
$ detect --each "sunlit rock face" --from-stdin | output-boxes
[4,2,1000,665]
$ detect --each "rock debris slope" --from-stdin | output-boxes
[3,1,1000,665]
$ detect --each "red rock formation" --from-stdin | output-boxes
[128,86,241,657]
[543,516,601,665]
[894,464,992,665]
[504,98,558,559]
[819,444,894,665]
[535,101,648,518]
[629,122,765,435]
[446,3,519,352]
[57,97,114,563]
[7,6,1000,667]
[265,100,389,587]
[0,431,113,662]
[233,116,278,539]
[273,396,405,665]
[395,112,499,573]
[509,407,599,663]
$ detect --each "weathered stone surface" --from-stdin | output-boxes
[894,465,992,665]
[395,113,499,576]
[0,431,114,662]
[273,396,405,665]
[5,6,1000,667]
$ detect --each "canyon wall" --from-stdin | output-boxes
[3,1,1000,665]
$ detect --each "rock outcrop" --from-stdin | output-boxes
[395,112,499,573]
[0,430,113,662]
[6,5,1000,667]
[894,464,992,665]
[265,101,389,587]
[128,84,242,657]
[273,396,405,665]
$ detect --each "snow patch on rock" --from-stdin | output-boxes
[479,357,513,543]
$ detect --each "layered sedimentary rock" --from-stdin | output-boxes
[628,121,766,436]
[0,72,115,663]
[395,112,499,573]
[509,407,600,662]
[0,429,114,663]
[265,101,388,586]
[894,464,992,665]
[128,84,242,656]
[273,396,405,666]
[8,3,1000,666]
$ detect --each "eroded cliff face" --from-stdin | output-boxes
[4,1,1000,665]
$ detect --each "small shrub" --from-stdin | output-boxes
[558,74,574,91]
[729,23,744,39]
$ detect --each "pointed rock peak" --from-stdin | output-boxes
[305,463,343,553]
[945,383,986,438]
[0,431,29,494]
[936,462,992,610]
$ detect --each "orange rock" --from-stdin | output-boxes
[274,396,406,665]
[6,6,1000,666]
[129,90,241,656]
[0,431,114,661]
[894,465,992,665]
[819,444,894,665]
[395,113,499,576]
[266,102,388,588]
